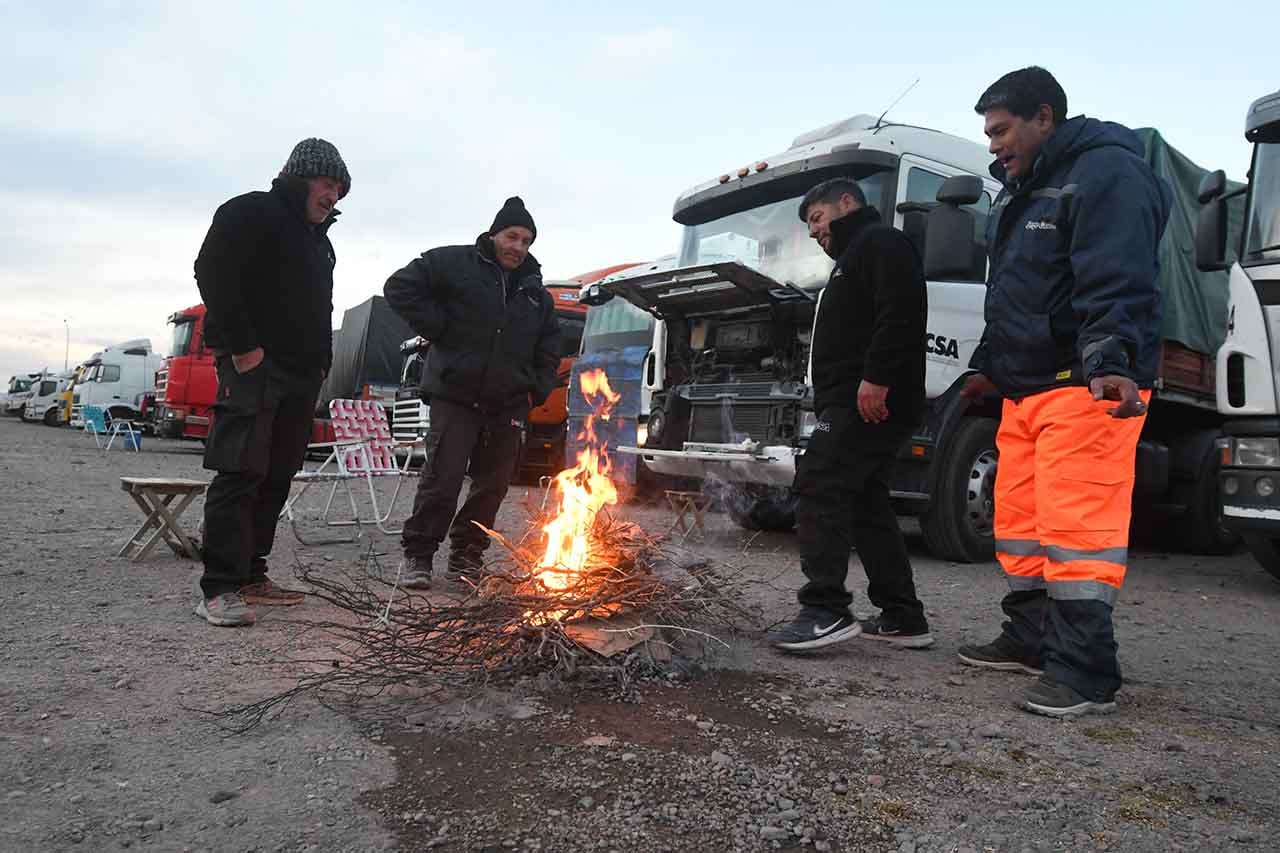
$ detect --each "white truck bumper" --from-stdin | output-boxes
[621,444,799,488]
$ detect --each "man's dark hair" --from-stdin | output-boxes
[974,66,1068,126]
[798,177,867,222]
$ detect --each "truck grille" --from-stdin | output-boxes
[393,398,429,445]
[689,402,771,444]
[685,381,777,400]
[155,367,168,396]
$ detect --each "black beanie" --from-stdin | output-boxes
[488,196,536,242]
[281,138,351,198]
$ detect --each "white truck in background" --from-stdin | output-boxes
[3,372,43,416]
[69,339,162,427]
[23,370,76,425]
[1197,89,1280,579]
[604,114,1236,561]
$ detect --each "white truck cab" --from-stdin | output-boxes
[69,339,162,427]
[3,372,43,416]
[23,370,75,425]
[604,116,999,555]
[1199,90,1280,578]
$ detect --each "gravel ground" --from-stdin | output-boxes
[1,415,1277,852]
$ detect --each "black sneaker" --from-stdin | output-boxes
[858,615,934,649]
[767,607,862,652]
[1018,677,1116,718]
[957,634,1044,676]
[402,555,433,589]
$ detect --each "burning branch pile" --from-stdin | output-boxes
[209,370,761,731]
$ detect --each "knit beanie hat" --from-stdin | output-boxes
[488,196,536,242]
[281,138,351,198]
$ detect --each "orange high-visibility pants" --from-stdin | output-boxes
[993,386,1150,603]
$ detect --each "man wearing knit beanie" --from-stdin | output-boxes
[385,197,562,588]
[191,138,350,626]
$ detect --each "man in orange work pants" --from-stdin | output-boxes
[956,67,1171,717]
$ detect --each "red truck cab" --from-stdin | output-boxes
[153,304,217,439]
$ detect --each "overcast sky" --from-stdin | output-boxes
[1,0,1274,383]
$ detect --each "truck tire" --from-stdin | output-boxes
[726,485,798,532]
[1241,535,1280,583]
[42,408,59,426]
[1182,439,1241,554]
[921,416,999,563]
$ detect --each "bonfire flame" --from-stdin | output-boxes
[536,369,622,595]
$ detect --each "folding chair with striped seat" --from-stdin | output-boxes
[280,399,419,544]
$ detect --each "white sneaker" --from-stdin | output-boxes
[196,592,257,627]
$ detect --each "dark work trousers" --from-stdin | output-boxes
[200,356,321,599]
[401,398,525,561]
[794,406,928,629]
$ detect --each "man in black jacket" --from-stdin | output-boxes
[768,178,933,652]
[193,138,350,627]
[385,197,561,588]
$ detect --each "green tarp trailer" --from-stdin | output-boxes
[1137,128,1245,357]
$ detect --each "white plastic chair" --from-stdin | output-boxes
[280,399,420,544]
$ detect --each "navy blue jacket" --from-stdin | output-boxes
[970,116,1171,399]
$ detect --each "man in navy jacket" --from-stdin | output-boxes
[959,67,1171,717]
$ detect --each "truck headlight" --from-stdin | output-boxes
[799,411,818,439]
[636,424,648,447]
[1235,438,1280,468]
[647,410,664,443]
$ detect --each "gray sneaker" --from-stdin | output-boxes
[402,555,433,589]
[196,592,257,627]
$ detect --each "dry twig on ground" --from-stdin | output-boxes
[199,511,762,733]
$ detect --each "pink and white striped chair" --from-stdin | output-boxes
[280,399,420,544]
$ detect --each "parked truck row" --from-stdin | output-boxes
[11,90,1273,580]
[577,108,1257,564]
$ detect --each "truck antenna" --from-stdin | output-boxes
[875,77,920,129]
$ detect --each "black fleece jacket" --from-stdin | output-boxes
[384,235,561,415]
[809,206,927,420]
[194,177,336,374]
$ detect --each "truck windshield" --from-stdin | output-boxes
[170,318,196,357]
[8,377,32,393]
[1245,142,1280,257]
[677,172,887,291]
[582,299,654,353]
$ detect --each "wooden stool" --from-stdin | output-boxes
[118,477,207,562]
[665,490,712,540]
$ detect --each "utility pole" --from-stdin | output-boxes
[64,319,69,371]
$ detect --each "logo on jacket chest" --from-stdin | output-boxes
[1025,220,1058,232]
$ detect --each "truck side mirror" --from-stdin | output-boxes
[579,284,614,307]
[937,174,983,206]
[1197,169,1227,204]
[1196,196,1228,272]
[923,202,978,280]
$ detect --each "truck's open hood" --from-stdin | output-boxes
[599,262,813,320]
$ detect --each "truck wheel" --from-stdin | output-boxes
[43,408,59,426]
[726,485,797,532]
[921,416,999,563]
[1182,439,1241,554]
[1241,535,1280,583]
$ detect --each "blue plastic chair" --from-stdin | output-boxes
[83,405,141,452]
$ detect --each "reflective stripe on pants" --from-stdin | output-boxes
[993,386,1149,597]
